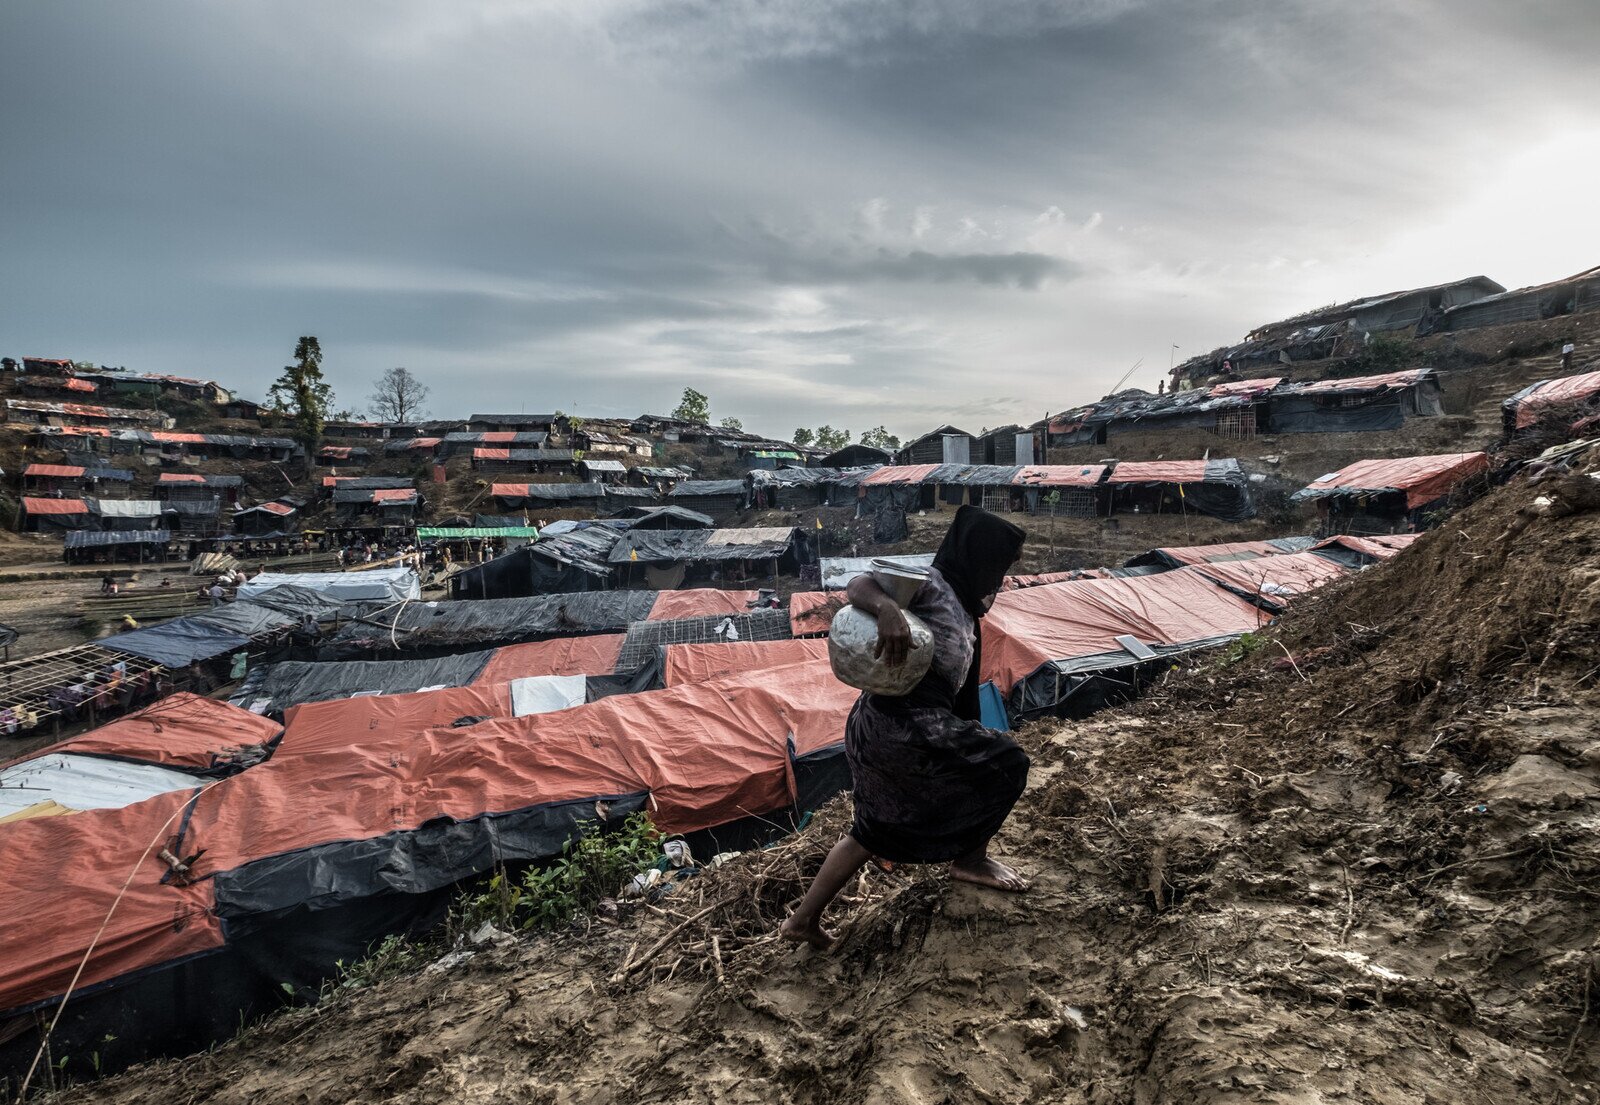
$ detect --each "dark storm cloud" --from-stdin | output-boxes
[2,0,1597,439]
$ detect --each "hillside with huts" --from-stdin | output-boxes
[1,261,1599,1100]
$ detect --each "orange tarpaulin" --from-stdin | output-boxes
[1,659,853,1016]
[1106,460,1209,484]
[1298,452,1488,509]
[981,571,1268,692]
[283,683,515,754]
[1512,370,1600,428]
[1012,465,1107,487]
[158,472,206,483]
[28,694,283,770]
[473,447,512,460]
[1185,553,1349,607]
[788,591,845,636]
[647,589,761,621]
[23,463,85,478]
[1142,540,1294,566]
[474,634,625,684]
[1314,533,1421,559]
[1001,569,1107,590]
[860,464,940,485]
[21,496,89,515]
[662,639,830,687]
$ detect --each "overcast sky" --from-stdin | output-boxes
[4,1,1597,441]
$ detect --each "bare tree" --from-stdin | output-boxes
[368,367,430,423]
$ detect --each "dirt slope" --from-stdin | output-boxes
[54,466,1600,1104]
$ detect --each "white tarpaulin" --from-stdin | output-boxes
[92,499,166,518]
[0,754,203,818]
[820,553,935,591]
[509,675,588,717]
[236,567,422,604]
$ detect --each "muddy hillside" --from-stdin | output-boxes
[56,460,1600,1103]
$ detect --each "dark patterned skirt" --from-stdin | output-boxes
[844,694,1030,864]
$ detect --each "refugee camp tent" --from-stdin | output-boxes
[236,567,421,604]
[982,570,1271,717]
[450,524,628,598]
[8,693,283,774]
[1125,536,1317,570]
[1183,552,1351,612]
[614,607,795,671]
[1104,459,1255,521]
[667,480,746,514]
[1502,370,1600,433]
[660,638,831,687]
[20,497,94,532]
[0,662,856,1080]
[1267,369,1443,433]
[1310,532,1422,566]
[318,591,660,658]
[62,529,171,563]
[1291,452,1489,532]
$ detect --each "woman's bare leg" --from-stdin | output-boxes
[780,835,872,950]
[949,839,1028,892]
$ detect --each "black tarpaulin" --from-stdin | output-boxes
[319,591,658,658]
[64,529,171,549]
[104,619,252,667]
[190,603,299,639]
[231,651,497,714]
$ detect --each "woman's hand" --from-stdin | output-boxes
[874,605,912,667]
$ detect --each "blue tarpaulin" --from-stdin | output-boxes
[103,619,251,667]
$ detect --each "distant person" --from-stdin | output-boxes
[208,581,225,607]
[782,507,1030,951]
[1561,341,1576,371]
[100,573,115,594]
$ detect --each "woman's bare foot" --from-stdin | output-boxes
[779,913,835,950]
[949,856,1029,892]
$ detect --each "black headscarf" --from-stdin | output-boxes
[931,506,1026,721]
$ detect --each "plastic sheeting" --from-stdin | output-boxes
[320,592,657,658]
[91,499,165,519]
[0,754,203,819]
[818,553,935,590]
[474,635,625,684]
[1504,370,1600,429]
[237,568,422,604]
[1292,453,1489,510]
[231,652,497,715]
[1125,536,1316,570]
[662,639,830,686]
[103,619,251,667]
[46,694,283,769]
[509,675,588,716]
[615,608,794,671]
[1013,465,1108,487]
[189,602,299,638]
[647,589,761,621]
[981,570,1270,694]
[788,591,846,636]
[64,529,171,549]
[1184,553,1350,611]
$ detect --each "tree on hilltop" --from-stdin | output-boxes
[673,387,710,424]
[369,367,430,423]
[269,336,334,447]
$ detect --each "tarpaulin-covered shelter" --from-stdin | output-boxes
[19,496,94,532]
[383,436,443,456]
[625,505,715,530]
[3,398,171,429]
[0,661,859,1080]
[788,590,846,636]
[18,693,283,774]
[450,522,629,598]
[610,528,813,589]
[1291,452,1489,533]
[1267,369,1443,433]
[491,482,607,511]
[1104,458,1255,521]
[667,479,746,515]
[748,467,868,509]
[237,567,421,604]
[232,500,299,537]
[1423,265,1600,334]
[857,464,941,511]
[818,553,935,591]
[111,430,298,462]
[63,529,171,564]
[983,570,1273,718]
[896,425,975,466]
[1311,532,1422,566]
[319,590,659,659]
[660,638,830,687]
[628,465,695,489]
[472,447,576,471]
[1184,552,1351,612]
[156,472,242,506]
[332,486,419,527]
[316,445,370,464]
[1502,370,1600,433]
[614,607,795,671]
[1125,536,1316,570]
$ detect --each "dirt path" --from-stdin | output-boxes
[60,477,1600,1104]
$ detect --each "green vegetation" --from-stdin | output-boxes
[268,336,335,447]
[672,387,710,424]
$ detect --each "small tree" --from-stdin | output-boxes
[859,426,900,450]
[368,367,430,423]
[792,427,815,448]
[268,336,334,448]
[814,426,851,452]
[673,387,710,424]
[719,416,743,431]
